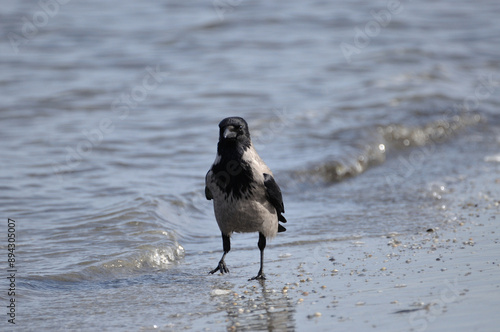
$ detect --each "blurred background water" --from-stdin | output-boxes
[0,0,499,330]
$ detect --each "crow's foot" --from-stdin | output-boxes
[209,260,229,275]
[249,273,266,281]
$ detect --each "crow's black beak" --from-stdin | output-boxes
[223,126,238,139]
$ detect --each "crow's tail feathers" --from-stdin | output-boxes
[278,213,287,232]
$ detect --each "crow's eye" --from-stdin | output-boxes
[238,125,243,130]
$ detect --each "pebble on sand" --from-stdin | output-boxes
[307,312,322,319]
[211,289,231,296]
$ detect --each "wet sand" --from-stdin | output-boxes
[161,168,499,331]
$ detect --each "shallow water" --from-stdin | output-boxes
[1,0,499,330]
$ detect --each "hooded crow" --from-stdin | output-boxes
[205,117,287,280]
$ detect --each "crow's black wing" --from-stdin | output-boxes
[263,173,286,224]
[205,171,213,200]
[205,186,213,200]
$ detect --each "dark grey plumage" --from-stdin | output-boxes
[205,117,287,280]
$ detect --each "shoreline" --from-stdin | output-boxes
[168,168,499,331]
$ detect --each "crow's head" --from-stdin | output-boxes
[218,117,251,144]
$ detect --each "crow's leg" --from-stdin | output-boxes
[250,232,266,280]
[210,233,230,274]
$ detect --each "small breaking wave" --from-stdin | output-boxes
[24,196,186,285]
[299,112,481,183]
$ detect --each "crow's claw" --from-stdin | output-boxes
[249,273,266,281]
[209,260,229,275]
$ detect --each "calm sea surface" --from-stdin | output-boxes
[0,0,499,330]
